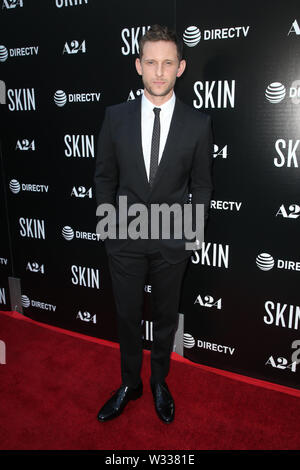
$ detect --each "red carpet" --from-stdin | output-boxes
[1,310,300,450]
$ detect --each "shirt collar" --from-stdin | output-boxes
[141,91,176,114]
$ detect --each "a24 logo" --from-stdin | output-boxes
[194,294,222,310]
[63,40,86,54]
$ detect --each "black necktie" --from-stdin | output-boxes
[149,107,161,187]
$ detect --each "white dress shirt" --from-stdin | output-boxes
[141,92,176,181]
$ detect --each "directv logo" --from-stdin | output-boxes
[265,81,300,104]
[183,333,195,348]
[54,89,101,107]
[183,24,249,47]
[0,45,8,62]
[21,295,30,308]
[0,44,38,61]
[183,333,235,355]
[9,179,49,194]
[21,294,56,311]
[256,253,275,271]
[62,226,101,242]
[62,226,74,240]
[256,253,300,272]
[265,82,286,103]
[183,27,201,47]
[54,90,67,107]
[9,179,21,194]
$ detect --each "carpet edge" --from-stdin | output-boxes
[1,309,300,399]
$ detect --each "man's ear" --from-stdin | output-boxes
[135,58,142,76]
[176,59,186,78]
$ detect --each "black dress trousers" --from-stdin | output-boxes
[107,241,189,389]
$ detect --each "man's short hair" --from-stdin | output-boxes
[139,24,184,61]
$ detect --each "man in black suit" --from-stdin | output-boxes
[94,25,213,423]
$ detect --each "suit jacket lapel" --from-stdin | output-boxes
[127,96,150,192]
[149,97,184,193]
[127,95,185,197]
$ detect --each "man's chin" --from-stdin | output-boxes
[147,87,173,98]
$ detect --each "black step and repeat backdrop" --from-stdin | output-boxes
[0,140,11,311]
[1,0,299,389]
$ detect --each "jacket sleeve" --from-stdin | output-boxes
[189,114,214,232]
[94,108,119,221]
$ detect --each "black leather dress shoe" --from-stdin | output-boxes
[151,382,175,423]
[97,383,143,422]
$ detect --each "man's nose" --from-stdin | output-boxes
[156,63,163,76]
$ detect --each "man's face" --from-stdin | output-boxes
[135,40,186,104]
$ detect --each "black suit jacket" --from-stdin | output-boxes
[94,95,213,264]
